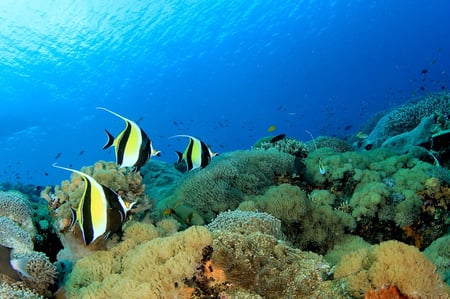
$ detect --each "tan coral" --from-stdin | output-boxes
[335,240,450,298]
[0,190,36,239]
[0,275,44,299]
[11,251,57,297]
[0,216,34,254]
[64,224,212,299]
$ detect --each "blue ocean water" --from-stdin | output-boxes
[0,0,449,186]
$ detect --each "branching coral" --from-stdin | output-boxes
[334,240,449,298]
[249,184,310,223]
[350,182,389,219]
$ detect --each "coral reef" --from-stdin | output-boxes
[359,92,450,150]
[64,223,212,299]
[364,285,410,299]
[0,275,44,299]
[0,216,34,253]
[0,190,37,239]
[3,92,450,298]
[0,190,57,298]
[334,240,449,298]
[305,136,353,153]
[207,210,285,241]
[381,114,435,153]
[140,160,183,201]
[208,215,344,298]
[242,184,355,253]
[156,149,295,223]
[424,234,450,285]
[304,147,449,249]
[10,251,57,296]
[324,235,371,266]
[252,136,308,158]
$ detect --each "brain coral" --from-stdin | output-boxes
[334,240,449,298]
[157,149,295,222]
[65,223,212,299]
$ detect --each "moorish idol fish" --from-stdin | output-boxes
[171,135,218,172]
[97,107,160,171]
[53,164,135,245]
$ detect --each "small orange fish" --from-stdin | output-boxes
[267,125,276,132]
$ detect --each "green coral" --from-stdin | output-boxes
[302,146,448,248]
[393,190,422,227]
[243,184,355,254]
[324,235,371,266]
[253,136,308,158]
[157,149,295,222]
[305,136,353,153]
[424,234,450,285]
[249,184,310,222]
[350,182,389,219]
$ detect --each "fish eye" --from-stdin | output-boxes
[365,144,373,150]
